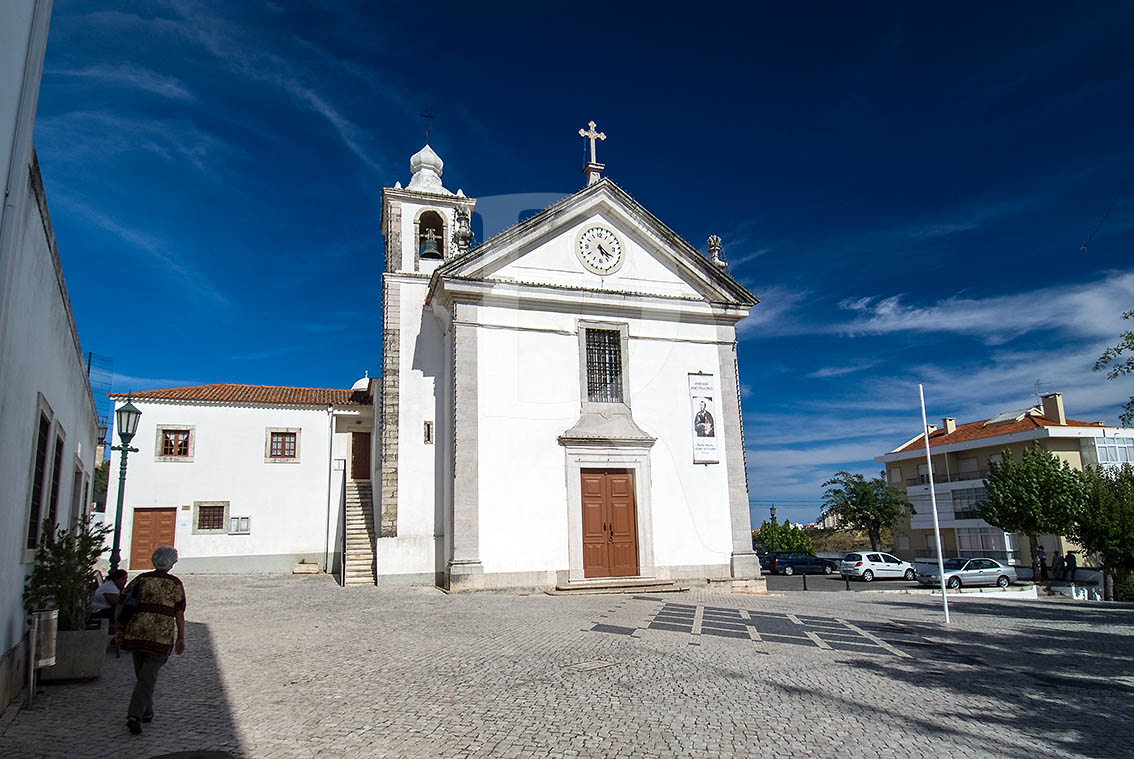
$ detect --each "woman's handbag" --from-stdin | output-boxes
[116,579,144,628]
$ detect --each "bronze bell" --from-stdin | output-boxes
[421,228,442,259]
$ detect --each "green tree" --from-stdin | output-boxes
[1094,309,1134,425]
[1076,464,1134,601]
[981,443,1088,577]
[753,516,815,553]
[821,471,912,551]
[92,460,109,512]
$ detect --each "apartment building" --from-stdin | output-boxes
[876,393,1131,566]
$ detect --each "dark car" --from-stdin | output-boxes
[766,551,837,576]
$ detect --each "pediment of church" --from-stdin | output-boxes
[431,179,757,307]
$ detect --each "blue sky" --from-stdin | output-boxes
[36,1,1134,524]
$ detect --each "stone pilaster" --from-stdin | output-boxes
[447,300,483,590]
[384,204,402,273]
[379,277,400,537]
[717,337,761,583]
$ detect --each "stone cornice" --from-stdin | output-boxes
[429,276,751,325]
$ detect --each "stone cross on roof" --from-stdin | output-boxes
[578,120,606,164]
[578,120,607,186]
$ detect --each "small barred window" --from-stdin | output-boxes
[585,329,623,403]
[197,504,225,530]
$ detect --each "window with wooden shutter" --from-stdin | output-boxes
[26,413,51,549]
[162,429,191,457]
[270,431,296,458]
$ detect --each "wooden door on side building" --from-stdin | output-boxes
[130,508,177,570]
[581,470,639,578]
[351,432,371,480]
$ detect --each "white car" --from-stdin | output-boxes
[840,551,916,582]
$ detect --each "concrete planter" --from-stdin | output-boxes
[39,619,107,681]
[293,563,320,574]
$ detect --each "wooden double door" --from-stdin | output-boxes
[130,508,177,570]
[581,470,639,578]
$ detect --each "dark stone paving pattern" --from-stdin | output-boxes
[599,599,923,658]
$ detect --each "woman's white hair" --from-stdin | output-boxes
[151,545,179,571]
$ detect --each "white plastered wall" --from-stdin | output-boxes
[105,402,337,573]
[472,299,735,579]
[375,276,445,581]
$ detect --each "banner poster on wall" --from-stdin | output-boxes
[688,373,719,464]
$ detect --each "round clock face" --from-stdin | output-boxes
[576,225,625,275]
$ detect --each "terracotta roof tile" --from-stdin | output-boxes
[896,414,1104,453]
[109,383,370,407]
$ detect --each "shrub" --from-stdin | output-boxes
[23,518,110,631]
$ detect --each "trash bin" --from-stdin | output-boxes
[31,609,58,668]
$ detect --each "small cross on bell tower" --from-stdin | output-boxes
[578,120,606,186]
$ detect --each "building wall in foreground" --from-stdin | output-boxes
[0,0,100,712]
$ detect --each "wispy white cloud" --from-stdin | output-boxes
[37,110,228,173]
[49,64,196,101]
[737,284,812,337]
[55,195,229,306]
[807,360,882,379]
[155,2,386,174]
[835,270,1134,343]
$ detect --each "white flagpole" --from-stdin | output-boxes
[919,384,950,624]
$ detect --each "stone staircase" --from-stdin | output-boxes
[344,480,377,586]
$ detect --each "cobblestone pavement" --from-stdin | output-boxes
[2,575,1133,759]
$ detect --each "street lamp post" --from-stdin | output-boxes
[109,399,141,572]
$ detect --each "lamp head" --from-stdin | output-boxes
[115,399,141,445]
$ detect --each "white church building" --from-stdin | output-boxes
[107,127,765,592]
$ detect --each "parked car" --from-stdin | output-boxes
[916,557,1018,589]
[766,551,838,575]
[840,552,916,582]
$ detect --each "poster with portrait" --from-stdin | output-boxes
[688,373,719,464]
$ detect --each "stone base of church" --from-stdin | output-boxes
[729,578,769,594]
[730,551,762,580]
[446,560,486,591]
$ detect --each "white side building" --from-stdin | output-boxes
[0,0,99,712]
[105,382,373,575]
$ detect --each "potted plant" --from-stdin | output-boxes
[23,518,112,680]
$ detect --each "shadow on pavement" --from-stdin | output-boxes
[0,621,243,759]
[842,601,1134,758]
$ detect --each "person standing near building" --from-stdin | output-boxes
[1037,546,1048,581]
[1065,551,1078,583]
[1051,552,1065,581]
[115,546,186,735]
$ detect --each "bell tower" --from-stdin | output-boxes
[376,144,476,545]
[380,144,476,275]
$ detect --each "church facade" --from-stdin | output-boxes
[377,135,763,591]
[106,129,765,593]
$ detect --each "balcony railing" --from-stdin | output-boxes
[914,549,1018,564]
[906,469,989,487]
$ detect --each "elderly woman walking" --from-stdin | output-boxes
[114,545,187,735]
